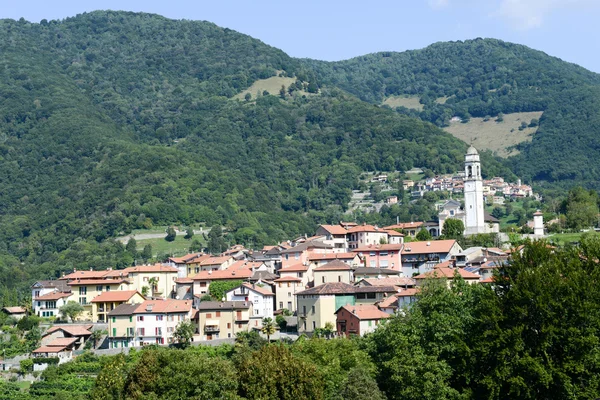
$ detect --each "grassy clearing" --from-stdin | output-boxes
[382,95,423,110]
[136,234,206,258]
[443,111,543,157]
[234,74,309,100]
[548,232,599,245]
[435,96,451,104]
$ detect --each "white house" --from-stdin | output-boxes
[225,282,274,329]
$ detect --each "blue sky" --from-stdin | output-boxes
[3,0,599,72]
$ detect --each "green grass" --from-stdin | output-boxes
[547,232,598,245]
[136,235,206,258]
[382,95,423,110]
[15,380,31,391]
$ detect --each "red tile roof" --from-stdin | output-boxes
[347,224,386,233]
[279,263,309,272]
[308,252,358,261]
[175,278,194,284]
[67,279,128,286]
[414,264,480,280]
[134,299,193,314]
[192,262,253,280]
[2,307,27,314]
[32,345,69,354]
[336,304,390,320]
[240,283,274,296]
[296,282,356,295]
[361,277,415,287]
[61,270,111,280]
[91,290,143,303]
[47,337,79,347]
[318,224,348,235]
[273,276,302,283]
[377,295,399,308]
[401,240,458,255]
[353,243,404,252]
[45,325,93,336]
[168,253,204,264]
[384,222,423,230]
[396,288,419,297]
[34,292,73,301]
[314,259,352,271]
[125,264,178,273]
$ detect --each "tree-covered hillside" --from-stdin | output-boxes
[306,38,600,186]
[0,11,508,297]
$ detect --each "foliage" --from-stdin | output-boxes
[340,365,387,400]
[59,301,84,322]
[91,353,127,400]
[164,227,177,242]
[184,228,194,240]
[441,218,464,238]
[19,358,33,374]
[564,186,599,230]
[208,280,243,301]
[172,320,195,348]
[260,317,276,341]
[237,344,324,400]
[235,331,267,351]
[416,228,432,241]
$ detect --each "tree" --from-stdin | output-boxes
[148,277,158,297]
[275,315,287,331]
[565,186,599,230]
[207,225,227,254]
[141,244,152,261]
[59,301,84,322]
[184,228,194,240]
[91,353,127,400]
[340,366,386,400]
[442,218,464,238]
[172,320,195,348]
[208,280,243,301]
[89,329,106,349]
[491,206,504,219]
[279,85,286,99]
[244,93,252,102]
[416,228,432,241]
[189,239,203,252]
[126,238,138,256]
[261,317,276,342]
[165,227,177,242]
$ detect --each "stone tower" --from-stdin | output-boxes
[464,146,485,235]
[533,210,544,237]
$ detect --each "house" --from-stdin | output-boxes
[280,240,334,268]
[90,290,145,322]
[278,263,311,288]
[307,252,361,268]
[296,283,357,334]
[413,261,481,286]
[273,276,303,312]
[124,264,179,298]
[315,224,349,250]
[335,304,390,337]
[31,280,71,312]
[356,277,416,290]
[42,325,93,350]
[107,303,139,349]
[313,260,354,285]
[132,299,194,346]
[191,262,253,297]
[225,283,274,329]
[353,243,403,271]
[67,278,131,321]
[353,286,398,305]
[377,288,420,313]
[167,253,205,277]
[347,224,400,249]
[400,239,462,277]
[196,301,252,341]
[1,307,27,321]
[33,291,73,318]
[352,267,401,281]
[32,338,78,367]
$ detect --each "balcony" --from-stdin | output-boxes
[235,315,249,322]
[204,325,220,333]
[233,289,249,297]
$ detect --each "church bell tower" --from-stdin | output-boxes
[464,146,485,235]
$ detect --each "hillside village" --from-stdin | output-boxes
[3,146,542,372]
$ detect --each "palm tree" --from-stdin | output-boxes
[89,330,106,349]
[148,277,158,297]
[261,317,276,342]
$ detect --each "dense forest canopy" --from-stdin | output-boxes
[0,10,598,297]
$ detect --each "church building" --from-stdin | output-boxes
[438,146,499,236]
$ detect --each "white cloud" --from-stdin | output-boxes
[495,0,598,30]
[428,0,450,10]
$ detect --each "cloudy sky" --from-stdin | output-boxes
[3,0,599,72]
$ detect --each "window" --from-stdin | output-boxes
[206,313,212,318]
[155,327,162,336]
[129,316,133,322]
[294,253,299,260]
[138,328,145,336]
[370,251,376,256]
[311,306,315,314]
[200,282,207,287]
[143,277,149,282]
[137,316,144,321]
[79,287,87,295]
[338,276,342,282]
[79,297,87,305]
[380,251,388,256]
[227,323,231,329]
[112,317,116,323]
[156,315,163,321]
[253,296,258,304]
[112,328,117,336]
[322,276,326,283]
[288,292,291,298]
[370,260,376,268]
[167,327,174,333]
[254,309,259,315]
[96,285,103,292]
[302,306,307,315]
[127,327,134,336]
[312,321,316,330]
[106,286,110,291]
[279,302,283,309]
[216,311,221,317]
[287,282,290,287]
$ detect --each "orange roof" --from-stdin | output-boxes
[91,290,143,303]
[396,288,419,297]
[125,264,178,273]
[194,256,232,266]
[32,345,69,353]
[279,263,309,272]
[168,253,204,264]
[385,230,405,237]
[314,259,352,271]
[192,262,253,280]
[362,277,415,287]
[103,269,130,278]
[347,224,386,233]
[45,325,93,336]
[184,254,212,265]
[134,299,193,314]
[240,283,274,296]
[67,279,128,286]
[3,306,26,314]
[308,252,357,261]
[175,278,194,284]
[353,243,404,252]
[47,337,78,347]
[336,304,390,320]
[384,222,423,230]
[262,245,276,252]
[273,276,302,283]
[61,270,110,280]
[34,291,73,301]
[401,240,458,255]
[318,225,348,235]
[227,260,264,271]
[377,295,400,308]
[480,277,494,283]
[414,263,480,280]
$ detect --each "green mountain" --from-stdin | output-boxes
[306,39,600,186]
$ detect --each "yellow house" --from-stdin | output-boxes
[91,290,145,322]
[296,283,356,334]
[312,260,354,285]
[107,303,139,349]
[196,301,252,341]
[124,264,179,298]
[67,278,131,321]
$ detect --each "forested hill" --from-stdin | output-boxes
[306,39,600,186]
[0,11,513,297]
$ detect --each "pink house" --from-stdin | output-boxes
[352,244,403,272]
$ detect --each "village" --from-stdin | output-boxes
[0,146,549,374]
